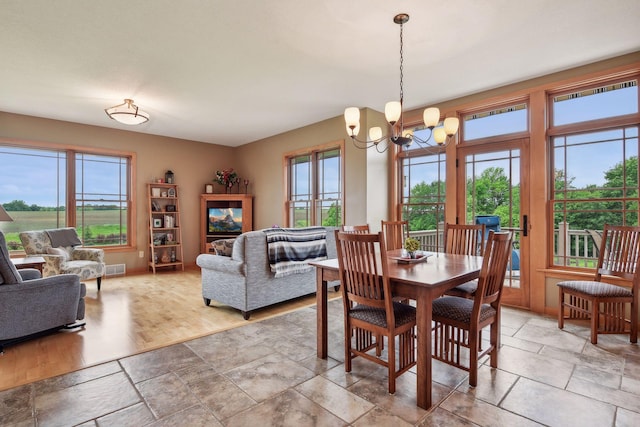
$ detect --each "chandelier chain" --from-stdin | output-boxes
[399,21,404,108]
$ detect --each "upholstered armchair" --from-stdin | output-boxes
[0,231,86,351]
[19,228,105,290]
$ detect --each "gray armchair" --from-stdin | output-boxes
[0,231,86,352]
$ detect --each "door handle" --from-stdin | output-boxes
[522,215,528,237]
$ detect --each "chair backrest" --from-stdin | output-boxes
[444,223,486,256]
[0,231,23,285]
[595,225,640,288]
[335,231,394,322]
[341,224,370,234]
[474,231,513,308]
[381,220,409,251]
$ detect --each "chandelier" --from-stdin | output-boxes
[344,13,459,153]
[105,99,150,125]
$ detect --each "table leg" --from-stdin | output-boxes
[416,292,432,409]
[316,268,328,359]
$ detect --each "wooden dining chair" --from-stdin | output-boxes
[557,224,640,344]
[432,231,513,386]
[335,230,417,394]
[341,224,370,233]
[381,220,409,251]
[443,223,486,298]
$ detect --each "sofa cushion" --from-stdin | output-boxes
[47,246,71,262]
[211,238,236,257]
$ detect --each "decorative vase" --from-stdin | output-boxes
[408,251,416,259]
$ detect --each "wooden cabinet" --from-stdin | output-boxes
[200,194,253,253]
[148,183,184,273]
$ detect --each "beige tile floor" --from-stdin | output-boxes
[2,298,640,426]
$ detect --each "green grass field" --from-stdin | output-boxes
[0,210,126,248]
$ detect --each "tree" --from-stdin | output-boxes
[405,181,445,231]
[322,203,341,227]
[2,200,31,211]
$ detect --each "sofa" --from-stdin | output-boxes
[196,227,337,319]
[0,231,86,351]
[19,227,105,290]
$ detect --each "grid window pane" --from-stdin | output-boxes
[287,147,342,228]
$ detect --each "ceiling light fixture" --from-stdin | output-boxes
[344,13,459,153]
[105,99,150,125]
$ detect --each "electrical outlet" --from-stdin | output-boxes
[139,251,144,258]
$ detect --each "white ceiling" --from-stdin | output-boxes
[1,0,639,147]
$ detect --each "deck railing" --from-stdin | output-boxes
[409,222,601,268]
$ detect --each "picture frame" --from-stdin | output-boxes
[168,188,176,197]
[153,218,163,228]
[205,184,213,194]
[166,204,176,212]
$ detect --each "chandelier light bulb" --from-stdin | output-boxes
[423,107,440,129]
[444,117,460,135]
[344,107,361,135]
[433,128,447,145]
[369,126,383,141]
[384,101,402,125]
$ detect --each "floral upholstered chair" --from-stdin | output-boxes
[19,228,105,290]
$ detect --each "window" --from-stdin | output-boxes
[286,145,342,228]
[0,143,134,250]
[549,79,639,268]
[462,103,528,141]
[399,128,446,251]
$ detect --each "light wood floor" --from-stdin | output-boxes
[0,268,332,392]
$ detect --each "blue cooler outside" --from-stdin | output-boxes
[475,215,519,272]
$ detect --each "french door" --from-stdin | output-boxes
[457,138,530,308]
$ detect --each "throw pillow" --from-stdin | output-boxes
[211,238,235,257]
[47,246,71,262]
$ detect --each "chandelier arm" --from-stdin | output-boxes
[349,135,388,152]
[411,128,435,144]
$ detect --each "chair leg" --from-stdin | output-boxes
[590,298,599,344]
[387,333,396,394]
[344,323,352,373]
[490,321,499,368]
[469,328,479,387]
[557,288,565,329]
[97,276,102,291]
[631,300,638,344]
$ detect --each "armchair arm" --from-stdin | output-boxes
[0,274,83,341]
[18,268,42,281]
[71,247,105,263]
[196,254,245,276]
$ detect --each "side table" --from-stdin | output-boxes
[11,256,46,274]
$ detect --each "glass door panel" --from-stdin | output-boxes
[459,139,529,308]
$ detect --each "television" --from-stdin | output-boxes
[208,207,242,235]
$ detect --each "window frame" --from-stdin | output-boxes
[284,141,344,228]
[0,139,136,252]
[547,76,640,270]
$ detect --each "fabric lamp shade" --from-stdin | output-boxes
[0,205,13,222]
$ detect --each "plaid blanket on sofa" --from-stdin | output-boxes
[263,227,327,278]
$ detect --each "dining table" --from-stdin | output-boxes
[310,250,483,410]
